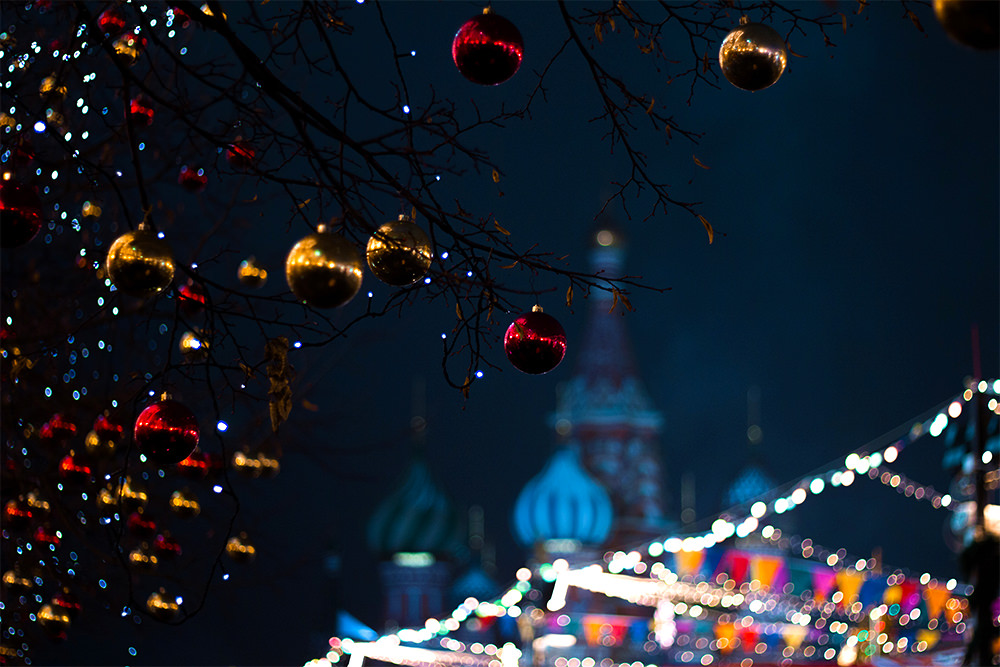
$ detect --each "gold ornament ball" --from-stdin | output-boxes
[719,22,788,91]
[934,0,999,50]
[285,226,363,308]
[106,226,175,297]
[237,256,268,288]
[146,588,181,621]
[85,430,118,459]
[169,488,201,518]
[179,331,210,361]
[37,603,71,635]
[226,532,256,563]
[366,215,434,286]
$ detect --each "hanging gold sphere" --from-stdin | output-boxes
[128,543,159,572]
[934,0,999,50]
[146,588,181,621]
[719,21,788,91]
[366,215,434,286]
[179,330,210,361]
[39,75,67,103]
[225,531,256,563]
[84,429,118,459]
[237,256,268,288]
[168,488,201,518]
[232,450,262,478]
[37,603,71,636]
[285,225,363,308]
[105,225,175,297]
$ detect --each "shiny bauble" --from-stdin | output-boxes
[39,75,67,103]
[153,532,182,559]
[232,450,263,478]
[0,180,44,248]
[504,305,567,375]
[2,570,34,593]
[39,413,77,443]
[58,452,92,484]
[92,413,124,442]
[226,139,255,170]
[128,542,159,572]
[105,226,175,297]
[126,511,157,538]
[934,0,999,49]
[285,225,363,308]
[33,523,60,546]
[226,532,256,563]
[237,256,268,288]
[177,165,207,192]
[168,488,201,518]
[366,215,433,286]
[719,22,788,91]
[179,330,210,361]
[51,588,81,618]
[177,281,206,314]
[37,603,71,639]
[97,5,127,36]
[452,9,524,85]
[258,453,280,478]
[25,491,50,516]
[147,588,181,621]
[84,429,117,459]
[134,398,199,464]
[128,97,154,127]
[3,498,32,531]
[112,33,146,66]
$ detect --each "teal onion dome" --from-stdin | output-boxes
[451,564,498,606]
[367,459,465,559]
[723,463,776,509]
[512,447,614,547]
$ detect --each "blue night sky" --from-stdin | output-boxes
[28,2,997,665]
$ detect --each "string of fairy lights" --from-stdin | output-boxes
[305,380,998,667]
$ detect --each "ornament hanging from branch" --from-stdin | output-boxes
[0,180,44,248]
[719,19,788,91]
[285,224,363,308]
[452,8,524,86]
[134,395,200,465]
[105,221,175,297]
[366,214,434,286]
[504,305,567,375]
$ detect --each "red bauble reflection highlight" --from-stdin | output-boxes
[0,180,43,248]
[93,413,124,441]
[177,165,207,192]
[97,6,127,36]
[226,140,255,170]
[129,97,154,127]
[452,11,523,86]
[504,308,567,375]
[134,399,199,464]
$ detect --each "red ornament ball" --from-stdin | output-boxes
[0,180,44,248]
[126,511,158,538]
[97,6,128,36]
[93,413,124,442]
[177,165,207,192]
[3,499,33,531]
[153,532,183,558]
[226,140,255,170]
[128,97,154,127]
[40,413,78,443]
[58,453,93,484]
[177,280,207,315]
[134,398,200,464]
[504,306,567,375]
[452,9,524,86]
[51,588,82,618]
